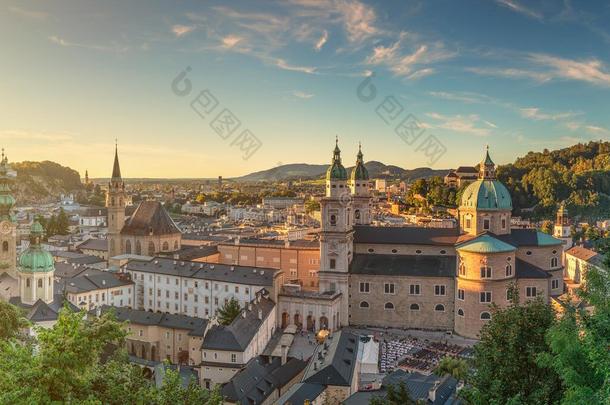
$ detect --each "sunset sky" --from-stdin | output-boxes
[1,0,609,178]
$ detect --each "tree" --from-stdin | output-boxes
[0,301,26,340]
[217,298,242,326]
[462,288,563,405]
[541,220,554,235]
[56,208,70,235]
[370,382,416,405]
[540,259,610,404]
[434,356,468,381]
[154,366,222,405]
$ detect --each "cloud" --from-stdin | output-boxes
[8,6,48,20]
[48,36,129,53]
[315,30,328,51]
[366,33,455,78]
[221,35,243,49]
[428,91,493,104]
[172,25,196,37]
[465,67,552,82]
[292,91,315,99]
[334,0,377,42]
[0,130,74,142]
[495,0,543,20]
[528,53,610,87]
[565,122,610,136]
[275,59,317,74]
[425,113,492,137]
[519,107,579,121]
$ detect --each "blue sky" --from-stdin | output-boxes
[1,0,609,178]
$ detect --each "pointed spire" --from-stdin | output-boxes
[480,145,496,179]
[112,141,122,180]
[326,137,347,181]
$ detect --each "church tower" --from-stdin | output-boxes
[18,221,54,305]
[0,150,17,278]
[553,202,572,251]
[349,143,372,225]
[106,144,126,259]
[318,138,352,328]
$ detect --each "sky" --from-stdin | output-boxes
[1,0,609,178]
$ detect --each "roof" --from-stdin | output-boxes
[61,272,133,294]
[126,257,279,286]
[10,294,79,322]
[461,179,512,211]
[219,238,319,249]
[222,356,307,404]
[203,292,275,351]
[302,330,359,387]
[456,166,478,173]
[81,207,107,216]
[566,245,603,265]
[354,225,461,246]
[77,238,108,252]
[495,229,563,247]
[350,254,456,277]
[121,201,181,236]
[94,305,207,336]
[112,146,122,180]
[275,382,326,405]
[516,258,551,279]
[165,245,219,261]
[456,234,516,253]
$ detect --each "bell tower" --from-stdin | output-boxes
[0,149,17,279]
[553,202,572,251]
[106,143,126,259]
[318,138,352,328]
[349,143,371,225]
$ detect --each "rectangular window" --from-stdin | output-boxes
[359,282,370,293]
[483,219,490,230]
[434,285,446,296]
[330,259,336,269]
[175,292,179,299]
[466,218,471,229]
[457,289,465,300]
[501,218,507,229]
[552,279,559,290]
[409,284,420,295]
[480,267,492,279]
[480,291,492,303]
[235,286,239,293]
[231,353,237,363]
[526,287,537,297]
[384,283,395,294]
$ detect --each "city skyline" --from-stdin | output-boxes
[1,0,610,178]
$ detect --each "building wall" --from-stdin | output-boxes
[349,274,455,330]
[66,284,133,311]
[0,222,17,278]
[354,243,456,256]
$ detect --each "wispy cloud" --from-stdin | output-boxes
[519,107,580,121]
[0,130,74,142]
[172,25,196,37]
[564,122,610,136]
[428,91,494,104]
[495,0,543,20]
[425,113,492,137]
[366,33,455,78]
[292,90,315,99]
[315,30,328,51]
[528,53,610,87]
[275,59,317,74]
[48,36,129,53]
[221,35,243,49]
[465,66,552,83]
[8,6,48,20]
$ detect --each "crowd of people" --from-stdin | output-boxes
[379,336,468,374]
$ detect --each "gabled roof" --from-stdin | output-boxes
[302,330,359,387]
[350,254,455,277]
[77,238,108,252]
[121,201,181,236]
[456,234,516,253]
[354,225,461,246]
[566,246,602,264]
[276,382,326,405]
[9,294,79,322]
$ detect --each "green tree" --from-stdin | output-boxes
[154,366,222,405]
[56,207,70,235]
[0,301,26,340]
[462,288,563,405]
[541,220,554,235]
[434,356,469,381]
[217,298,242,326]
[370,382,416,405]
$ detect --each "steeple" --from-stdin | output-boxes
[351,142,369,181]
[326,137,347,181]
[112,141,122,181]
[479,145,496,180]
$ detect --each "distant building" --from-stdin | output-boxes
[444,166,478,188]
[553,202,573,251]
[564,245,604,294]
[262,197,304,210]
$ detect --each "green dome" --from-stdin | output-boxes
[461,179,512,211]
[351,146,369,181]
[19,221,54,273]
[326,139,348,181]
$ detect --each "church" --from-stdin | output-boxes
[106,146,182,260]
[279,140,564,339]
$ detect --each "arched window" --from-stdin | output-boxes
[435,304,445,312]
[148,241,155,256]
[2,241,8,252]
[330,214,337,226]
[355,210,360,220]
[359,301,369,308]
[125,240,132,254]
[410,303,420,311]
[457,308,464,316]
[551,257,558,268]
[458,262,466,276]
[480,312,491,320]
[505,264,512,277]
[37,279,42,288]
[162,241,169,251]
[135,241,142,255]
[384,302,394,310]
[26,278,30,288]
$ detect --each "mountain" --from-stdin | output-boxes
[10,161,84,203]
[235,161,449,182]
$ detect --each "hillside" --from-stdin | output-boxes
[11,161,83,203]
[235,161,449,182]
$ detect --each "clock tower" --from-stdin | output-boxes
[106,143,126,260]
[0,150,17,279]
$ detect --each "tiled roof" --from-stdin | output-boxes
[302,330,359,387]
[77,238,108,252]
[121,201,181,236]
[566,245,602,263]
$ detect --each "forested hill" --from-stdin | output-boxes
[497,141,610,220]
[11,161,83,203]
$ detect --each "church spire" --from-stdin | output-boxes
[112,141,122,181]
[479,145,496,180]
[326,137,347,181]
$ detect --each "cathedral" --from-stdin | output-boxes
[279,140,564,339]
[106,146,182,261]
